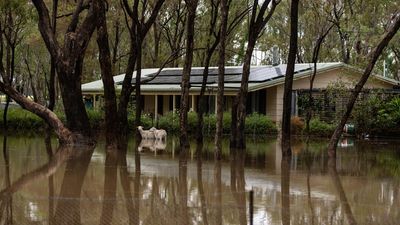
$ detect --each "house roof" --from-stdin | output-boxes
[81,62,400,93]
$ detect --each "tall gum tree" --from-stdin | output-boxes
[214,0,229,159]
[31,0,99,139]
[119,0,165,135]
[180,0,199,149]
[230,0,280,149]
[327,12,400,158]
[280,0,299,156]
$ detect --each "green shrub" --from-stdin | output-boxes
[0,109,44,129]
[245,113,277,135]
[158,112,179,133]
[308,118,336,137]
[0,108,278,136]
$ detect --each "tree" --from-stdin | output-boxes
[214,0,229,159]
[119,0,166,135]
[180,0,199,148]
[196,0,220,144]
[95,0,119,147]
[280,0,299,156]
[327,12,400,158]
[230,0,280,149]
[31,0,98,139]
[305,0,338,133]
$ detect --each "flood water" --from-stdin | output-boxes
[0,134,399,225]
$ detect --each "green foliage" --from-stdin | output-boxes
[158,111,180,133]
[308,118,336,137]
[0,109,278,136]
[245,113,277,135]
[376,97,400,131]
[0,108,44,130]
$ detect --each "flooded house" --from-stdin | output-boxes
[81,62,399,122]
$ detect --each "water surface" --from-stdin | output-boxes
[0,135,399,225]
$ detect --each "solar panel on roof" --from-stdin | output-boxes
[137,64,316,85]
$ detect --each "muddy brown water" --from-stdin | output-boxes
[0,135,399,225]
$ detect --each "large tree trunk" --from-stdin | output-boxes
[281,0,299,156]
[57,67,91,137]
[327,13,400,157]
[32,0,99,141]
[215,0,229,159]
[95,0,119,147]
[180,0,198,149]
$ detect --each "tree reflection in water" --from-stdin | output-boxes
[230,149,247,225]
[281,155,291,225]
[196,142,209,225]
[99,147,118,225]
[0,135,12,225]
[45,131,55,225]
[178,147,189,225]
[329,157,358,225]
[52,147,93,225]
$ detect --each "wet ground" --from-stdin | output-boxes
[0,135,399,225]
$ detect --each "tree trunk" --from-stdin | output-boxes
[231,38,256,149]
[215,0,229,159]
[180,0,198,149]
[118,48,137,135]
[96,0,119,147]
[281,0,299,156]
[327,14,400,157]
[305,25,334,133]
[57,67,91,138]
[196,62,210,143]
[135,40,143,127]
[48,0,58,111]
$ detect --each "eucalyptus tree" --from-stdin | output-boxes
[180,0,199,148]
[230,0,281,149]
[215,0,229,158]
[281,0,299,156]
[0,0,102,144]
[327,12,400,158]
[119,0,166,135]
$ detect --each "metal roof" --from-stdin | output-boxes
[81,63,400,93]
